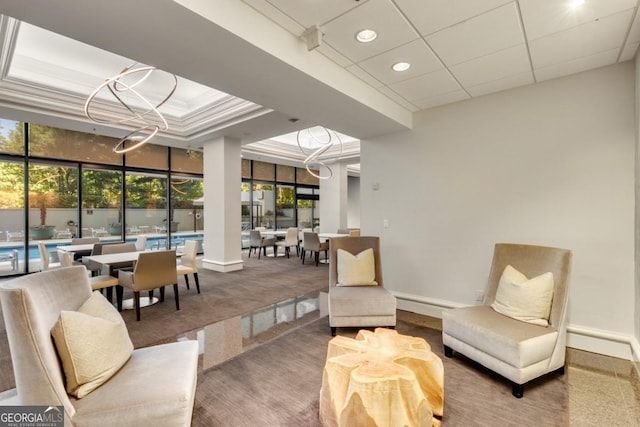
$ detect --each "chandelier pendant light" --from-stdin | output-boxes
[84,63,177,154]
[296,126,343,179]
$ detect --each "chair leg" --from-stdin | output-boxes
[159,287,165,302]
[315,251,320,266]
[258,246,262,259]
[512,383,524,398]
[184,274,190,290]
[331,327,337,336]
[173,283,180,311]
[105,287,113,303]
[116,285,124,311]
[248,246,252,258]
[301,249,306,264]
[444,345,453,358]
[194,273,200,294]
[134,291,141,321]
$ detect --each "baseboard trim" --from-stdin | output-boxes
[201,258,243,273]
[393,290,637,361]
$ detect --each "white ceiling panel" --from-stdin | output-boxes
[534,48,622,82]
[626,8,640,43]
[529,9,634,68]
[413,89,470,110]
[620,42,640,61]
[519,0,637,40]
[393,0,512,36]
[449,44,531,88]
[346,64,385,89]
[466,71,534,97]
[321,0,419,63]
[242,0,305,36]
[388,68,461,101]
[425,2,525,66]
[256,0,365,29]
[357,39,442,85]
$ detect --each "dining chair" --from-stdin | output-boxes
[134,235,148,251]
[298,228,312,259]
[248,230,276,259]
[71,237,100,245]
[38,241,61,271]
[118,250,179,321]
[275,227,299,258]
[177,240,200,293]
[302,232,328,266]
[59,250,120,303]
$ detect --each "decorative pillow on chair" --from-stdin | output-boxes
[337,248,378,286]
[491,265,554,326]
[52,291,133,398]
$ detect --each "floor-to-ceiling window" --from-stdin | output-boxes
[81,167,122,238]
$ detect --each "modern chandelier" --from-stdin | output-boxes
[296,126,343,180]
[84,63,177,154]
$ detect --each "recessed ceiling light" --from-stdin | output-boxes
[355,29,377,43]
[569,0,585,8]
[392,62,411,72]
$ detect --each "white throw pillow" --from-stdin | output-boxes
[52,291,133,398]
[491,265,554,326]
[337,248,377,286]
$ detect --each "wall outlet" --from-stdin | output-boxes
[475,290,484,304]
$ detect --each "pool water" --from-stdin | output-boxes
[0,234,204,261]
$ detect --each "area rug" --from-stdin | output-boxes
[192,317,568,426]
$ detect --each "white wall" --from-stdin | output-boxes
[361,62,635,357]
[348,176,361,229]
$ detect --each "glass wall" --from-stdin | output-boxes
[0,119,205,275]
[276,185,295,229]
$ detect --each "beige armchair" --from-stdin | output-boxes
[0,266,198,426]
[177,240,200,293]
[38,241,61,271]
[248,230,276,259]
[442,243,572,398]
[328,236,397,336]
[118,250,179,321]
[302,232,328,266]
[275,227,299,258]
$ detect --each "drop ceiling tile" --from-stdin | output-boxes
[321,0,420,63]
[242,0,306,36]
[377,85,413,105]
[388,68,461,101]
[449,44,531,88]
[251,0,363,29]
[529,9,633,68]
[394,0,512,36]
[620,42,639,61]
[357,39,442,85]
[466,71,534,97]
[534,48,620,82]
[413,89,470,110]
[627,8,640,43]
[425,2,525,66]
[519,0,637,40]
[346,64,385,89]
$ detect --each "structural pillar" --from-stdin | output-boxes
[201,136,243,272]
[319,161,348,233]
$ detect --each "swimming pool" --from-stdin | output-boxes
[0,233,204,261]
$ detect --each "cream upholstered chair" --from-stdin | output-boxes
[248,230,276,259]
[59,251,119,303]
[275,227,298,258]
[442,243,572,398]
[38,241,61,271]
[134,235,147,251]
[302,232,329,266]
[0,266,198,426]
[177,240,200,293]
[101,242,137,275]
[118,250,179,321]
[328,236,397,336]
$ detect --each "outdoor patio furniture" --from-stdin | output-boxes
[0,249,19,271]
[54,228,73,239]
[6,230,24,242]
[91,227,109,237]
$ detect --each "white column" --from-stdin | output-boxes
[319,161,348,233]
[201,136,243,272]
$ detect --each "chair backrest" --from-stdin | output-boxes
[0,266,92,418]
[484,243,572,330]
[255,226,266,232]
[134,235,147,251]
[298,228,312,244]
[58,250,73,267]
[249,230,262,246]
[37,241,51,270]
[71,237,99,245]
[329,236,383,289]
[101,243,137,255]
[284,227,298,245]
[337,228,350,235]
[132,250,178,291]
[303,232,321,252]
[180,240,198,270]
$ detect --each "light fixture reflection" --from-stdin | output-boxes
[569,0,585,8]
[356,29,377,43]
